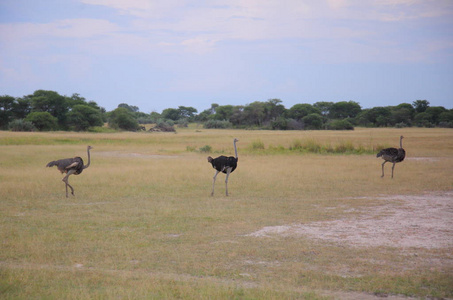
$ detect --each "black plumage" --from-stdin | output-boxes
[376,136,405,178]
[208,156,238,174]
[47,146,93,197]
[207,138,238,196]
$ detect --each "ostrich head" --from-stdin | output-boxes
[207,156,213,163]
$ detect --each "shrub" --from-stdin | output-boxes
[286,119,304,130]
[177,118,188,128]
[327,119,354,130]
[204,120,232,129]
[151,119,175,132]
[302,113,323,130]
[199,145,212,153]
[25,112,58,131]
[271,117,288,130]
[108,108,139,131]
[395,122,409,128]
[67,104,103,131]
[8,119,36,132]
[289,139,303,151]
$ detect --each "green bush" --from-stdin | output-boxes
[25,112,58,131]
[8,119,36,132]
[108,108,139,131]
[302,113,323,130]
[199,145,212,153]
[327,119,354,130]
[204,120,232,129]
[67,105,103,131]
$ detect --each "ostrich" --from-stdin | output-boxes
[376,136,405,178]
[207,138,238,196]
[46,146,93,197]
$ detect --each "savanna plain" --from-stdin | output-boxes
[0,127,452,299]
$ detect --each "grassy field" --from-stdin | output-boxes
[0,127,452,299]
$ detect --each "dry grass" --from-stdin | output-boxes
[0,127,452,299]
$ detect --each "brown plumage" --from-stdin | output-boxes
[207,138,238,196]
[46,146,93,197]
[376,136,405,178]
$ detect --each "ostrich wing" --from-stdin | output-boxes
[377,147,398,158]
[65,162,79,169]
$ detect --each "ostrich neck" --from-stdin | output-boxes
[400,137,403,149]
[84,148,91,169]
[234,141,238,159]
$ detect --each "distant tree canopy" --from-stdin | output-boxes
[107,107,139,131]
[1,90,106,131]
[1,90,452,132]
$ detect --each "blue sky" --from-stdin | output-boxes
[1,0,452,113]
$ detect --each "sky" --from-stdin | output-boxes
[0,0,452,113]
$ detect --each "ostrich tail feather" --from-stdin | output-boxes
[46,161,57,167]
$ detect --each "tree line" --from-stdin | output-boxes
[1,90,452,132]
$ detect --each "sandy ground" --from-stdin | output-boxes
[247,191,453,299]
[248,191,453,249]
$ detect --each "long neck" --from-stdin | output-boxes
[234,140,238,159]
[84,148,91,169]
[399,137,403,149]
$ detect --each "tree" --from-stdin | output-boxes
[414,112,432,127]
[177,106,197,120]
[412,100,429,113]
[161,108,180,121]
[67,93,88,107]
[439,110,453,127]
[28,90,69,129]
[357,107,391,127]
[229,106,245,126]
[213,105,234,121]
[391,108,413,126]
[25,112,58,131]
[313,101,334,116]
[329,101,361,119]
[302,113,323,129]
[12,98,32,119]
[67,105,104,131]
[425,106,447,125]
[394,103,415,116]
[287,104,320,120]
[108,107,139,131]
[265,99,286,121]
[118,103,139,113]
[242,101,266,126]
[0,95,15,129]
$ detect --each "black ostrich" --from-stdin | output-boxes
[376,136,405,178]
[46,146,93,197]
[207,138,238,196]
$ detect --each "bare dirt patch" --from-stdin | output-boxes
[248,191,453,250]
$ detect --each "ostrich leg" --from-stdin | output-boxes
[211,170,220,196]
[62,169,76,197]
[381,161,387,178]
[391,162,396,179]
[225,168,232,196]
